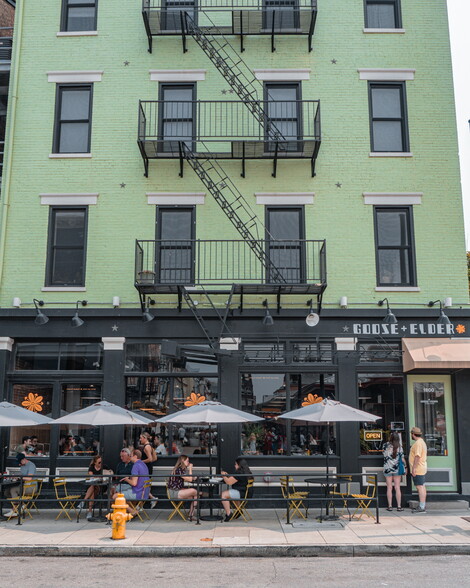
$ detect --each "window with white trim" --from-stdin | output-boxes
[53,85,93,154]
[61,0,98,32]
[368,82,409,152]
[364,0,401,28]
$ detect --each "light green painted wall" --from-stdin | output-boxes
[0,0,467,309]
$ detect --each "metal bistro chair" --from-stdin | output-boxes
[328,474,352,517]
[132,480,153,522]
[350,475,377,521]
[7,481,37,520]
[53,477,82,521]
[30,477,45,514]
[280,475,308,520]
[166,482,187,521]
[229,478,254,522]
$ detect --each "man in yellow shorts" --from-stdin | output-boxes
[408,427,427,513]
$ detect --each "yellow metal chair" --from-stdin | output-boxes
[350,475,377,520]
[166,482,187,521]
[132,480,153,522]
[328,474,352,516]
[280,475,308,520]
[229,478,254,522]
[30,477,45,514]
[53,477,82,521]
[7,481,37,520]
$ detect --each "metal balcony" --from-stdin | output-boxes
[137,99,321,176]
[135,238,327,297]
[142,0,318,52]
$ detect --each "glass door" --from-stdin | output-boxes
[406,374,456,491]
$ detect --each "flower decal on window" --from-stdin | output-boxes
[22,393,44,412]
[184,392,206,407]
[456,324,466,334]
[301,393,323,407]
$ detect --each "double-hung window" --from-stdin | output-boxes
[364,0,401,29]
[46,207,88,286]
[263,0,299,30]
[156,207,195,284]
[266,207,305,283]
[61,0,98,32]
[265,83,302,152]
[159,84,195,153]
[53,85,93,154]
[374,206,416,287]
[369,82,408,152]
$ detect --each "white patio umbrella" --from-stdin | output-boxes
[279,397,380,518]
[52,401,156,426]
[156,399,263,475]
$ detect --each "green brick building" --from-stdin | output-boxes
[0,0,469,501]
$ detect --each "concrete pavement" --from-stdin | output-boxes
[1,508,470,557]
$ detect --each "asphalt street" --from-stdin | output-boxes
[2,555,470,588]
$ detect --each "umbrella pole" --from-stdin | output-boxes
[209,424,213,477]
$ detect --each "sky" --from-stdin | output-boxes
[446,0,470,248]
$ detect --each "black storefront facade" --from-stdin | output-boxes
[1,307,470,501]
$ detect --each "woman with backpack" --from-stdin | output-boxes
[383,431,407,511]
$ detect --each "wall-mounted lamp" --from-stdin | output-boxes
[12,297,21,308]
[305,298,320,327]
[33,299,49,325]
[428,300,451,325]
[71,300,87,328]
[262,299,274,326]
[142,298,155,323]
[443,297,452,308]
[378,298,397,324]
[112,296,120,308]
[339,296,348,309]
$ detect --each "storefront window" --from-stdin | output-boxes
[125,343,169,372]
[15,342,103,370]
[358,373,404,455]
[9,384,53,456]
[59,383,101,457]
[413,381,447,456]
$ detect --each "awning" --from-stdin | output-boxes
[402,338,470,372]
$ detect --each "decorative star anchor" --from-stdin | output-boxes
[331,59,337,64]
[124,61,130,66]
[221,89,227,95]
[120,183,126,188]
[111,324,119,332]
[336,182,342,188]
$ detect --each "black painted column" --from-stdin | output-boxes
[101,337,126,468]
[454,371,470,496]
[335,338,360,476]
[218,348,241,473]
[0,337,14,473]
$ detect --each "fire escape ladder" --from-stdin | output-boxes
[181,287,217,349]
[183,12,286,147]
[180,141,287,285]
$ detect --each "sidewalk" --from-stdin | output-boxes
[1,508,470,557]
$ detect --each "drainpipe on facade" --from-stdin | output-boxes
[0,0,23,285]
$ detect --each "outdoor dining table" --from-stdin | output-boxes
[77,478,110,523]
[195,476,224,523]
[304,476,341,520]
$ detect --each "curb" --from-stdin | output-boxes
[1,544,470,558]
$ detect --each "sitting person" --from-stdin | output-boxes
[113,449,150,517]
[155,436,167,456]
[82,455,112,521]
[4,453,37,518]
[220,458,253,522]
[167,455,198,521]
[113,448,133,494]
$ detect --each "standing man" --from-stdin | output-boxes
[409,426,427,513]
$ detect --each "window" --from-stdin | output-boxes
[159,84,195,153]
[46,207,88,286]
[53,85,93,154]
[161,0,196,32]
[265,83,302,152]
[59,384,102,456]
[369,82,409,152]
[263,0,299,30]
[374,206,416,286]
[365,0,401,28]
[413,381,447,456]
[266,207,304,283]
[61,0,98,32]
[156,207,195,284]
[15,342,103,371]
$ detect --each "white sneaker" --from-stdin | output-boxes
[86,512,93,521]
[78,501,85,510]
[150,499,158,509]
[4,510,17,517]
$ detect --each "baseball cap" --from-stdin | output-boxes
[410,427,422,436]
[16,452,26,465]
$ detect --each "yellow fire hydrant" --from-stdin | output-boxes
[106,493,133,540]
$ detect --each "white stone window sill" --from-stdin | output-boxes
[41,287,87,292]
[375,287,420,292]
[56,31,98,37]
[49,153,92,159]
[369,152,413,157]
[363,28,405,34]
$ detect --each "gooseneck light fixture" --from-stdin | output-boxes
[262,299,274,326]
[142,298,155,323]
[378,298,397,324]
[428,300,451,325]
[71,300,87,328]
[305,298,320,327]
[33,299,49,325]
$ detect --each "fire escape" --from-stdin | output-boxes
[136,1,326,347]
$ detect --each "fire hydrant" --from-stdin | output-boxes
[106,493,133,540]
